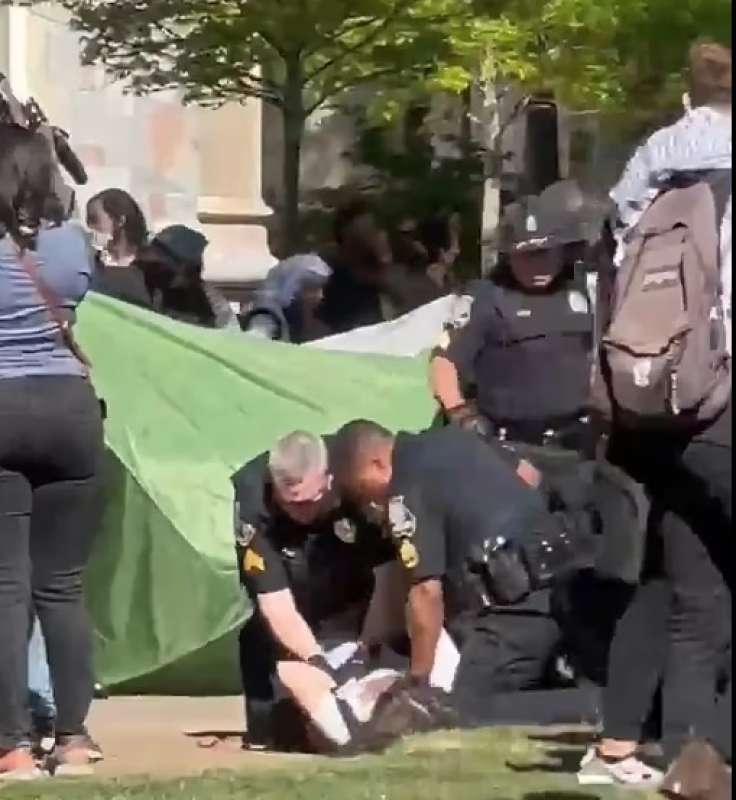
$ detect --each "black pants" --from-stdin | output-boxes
[239,613,278,744]
[611,403,732,761]
[0,376,103,751]
[450,593,600,726]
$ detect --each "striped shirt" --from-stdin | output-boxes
[611,105,732,352]
[0,223,93,379]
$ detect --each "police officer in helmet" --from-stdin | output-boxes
[430,179,596,458]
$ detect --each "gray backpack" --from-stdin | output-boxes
[594,172,732,429]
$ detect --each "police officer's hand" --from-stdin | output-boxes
[445,403,491,439]
[381,674,458,728]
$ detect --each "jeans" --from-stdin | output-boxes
[28,618,55,721]
[0,375,103,751]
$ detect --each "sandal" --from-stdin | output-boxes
[0,746,44,781]
[47,734,98,777]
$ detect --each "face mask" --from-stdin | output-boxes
[89,229,113,252]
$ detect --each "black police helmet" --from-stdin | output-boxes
[500,180,592,254]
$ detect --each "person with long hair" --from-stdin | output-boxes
[0,126,104,779]
[86,188,151,309]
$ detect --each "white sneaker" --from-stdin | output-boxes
[577,746,664,788]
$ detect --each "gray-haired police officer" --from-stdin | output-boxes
[231,431,393,749]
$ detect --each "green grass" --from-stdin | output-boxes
[2,729,656,800]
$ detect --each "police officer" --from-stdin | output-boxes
[231,430,393,749]
[331,420,599,725]
[430,180,596,463]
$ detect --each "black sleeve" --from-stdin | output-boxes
[237,528,290,597]
[440,283,498,378]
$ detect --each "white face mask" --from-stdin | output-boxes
[89,229,113,253]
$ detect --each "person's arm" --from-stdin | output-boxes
[429,355,466,412]
[406,578,444,681]
[429,284,494,414]
[359,562,407,648]
[257,589,322,662]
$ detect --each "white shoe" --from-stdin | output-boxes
[577,746,664,788]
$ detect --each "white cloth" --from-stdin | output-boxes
[309,296,455,357]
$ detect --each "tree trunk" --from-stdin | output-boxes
[282,63,306,255]
[480,80,503,276]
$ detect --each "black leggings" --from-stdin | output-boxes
[0,376,103,751]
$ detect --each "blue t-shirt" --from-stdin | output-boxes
[0,223,93,379]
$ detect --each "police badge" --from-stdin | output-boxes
[333,518,357,544]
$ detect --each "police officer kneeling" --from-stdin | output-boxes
[331,421,599,726]
[231,431,393,750]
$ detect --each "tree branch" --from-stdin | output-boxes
[303,0,414,83]
[305,66,409,115]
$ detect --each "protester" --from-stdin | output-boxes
[240,254,332,342]
[386,213,458,316]
[595,40,733,798]
[136,225,237,329]
[0,126,104,779]
[316,201,397,334]
[86,188,152,309]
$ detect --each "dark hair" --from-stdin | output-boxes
[418,215,453,263]
[0,126,56,249]
[688,40,732,107]
[331,419,393,477]
[333,199,373,245]
[87,188,148,250]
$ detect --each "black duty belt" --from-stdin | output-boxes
[491,416,594,456]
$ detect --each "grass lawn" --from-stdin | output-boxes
[1,729,657,800]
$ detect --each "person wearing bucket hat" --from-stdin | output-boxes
[136,224,237,329]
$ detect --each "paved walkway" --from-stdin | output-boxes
[87,696,307,778]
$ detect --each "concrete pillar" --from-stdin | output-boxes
[196,99,275,287]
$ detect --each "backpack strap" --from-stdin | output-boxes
[18,248,92,372]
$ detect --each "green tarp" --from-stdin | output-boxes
[77,295,434,694]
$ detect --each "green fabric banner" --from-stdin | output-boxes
[76,295,434,694]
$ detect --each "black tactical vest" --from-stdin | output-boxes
[476,280,593,424]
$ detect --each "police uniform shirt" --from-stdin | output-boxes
[442,278,593,424]
[386,426,551,591]
[231,449,392,630]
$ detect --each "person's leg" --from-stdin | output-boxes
[0,470,33,755]
[31,476,101,740]
[661,509,731,762]
[239,612,278,746]
[601,577,669,750]
[451,608,565,724]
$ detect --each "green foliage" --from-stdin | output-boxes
[22,0,464,117]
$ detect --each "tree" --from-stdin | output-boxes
[26,0,467,251]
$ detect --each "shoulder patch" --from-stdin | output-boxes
[333,518,357,544]
[243,548,266,574]
[387,496,416,538]
[233,505,257,547]
[447,294,474,331]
